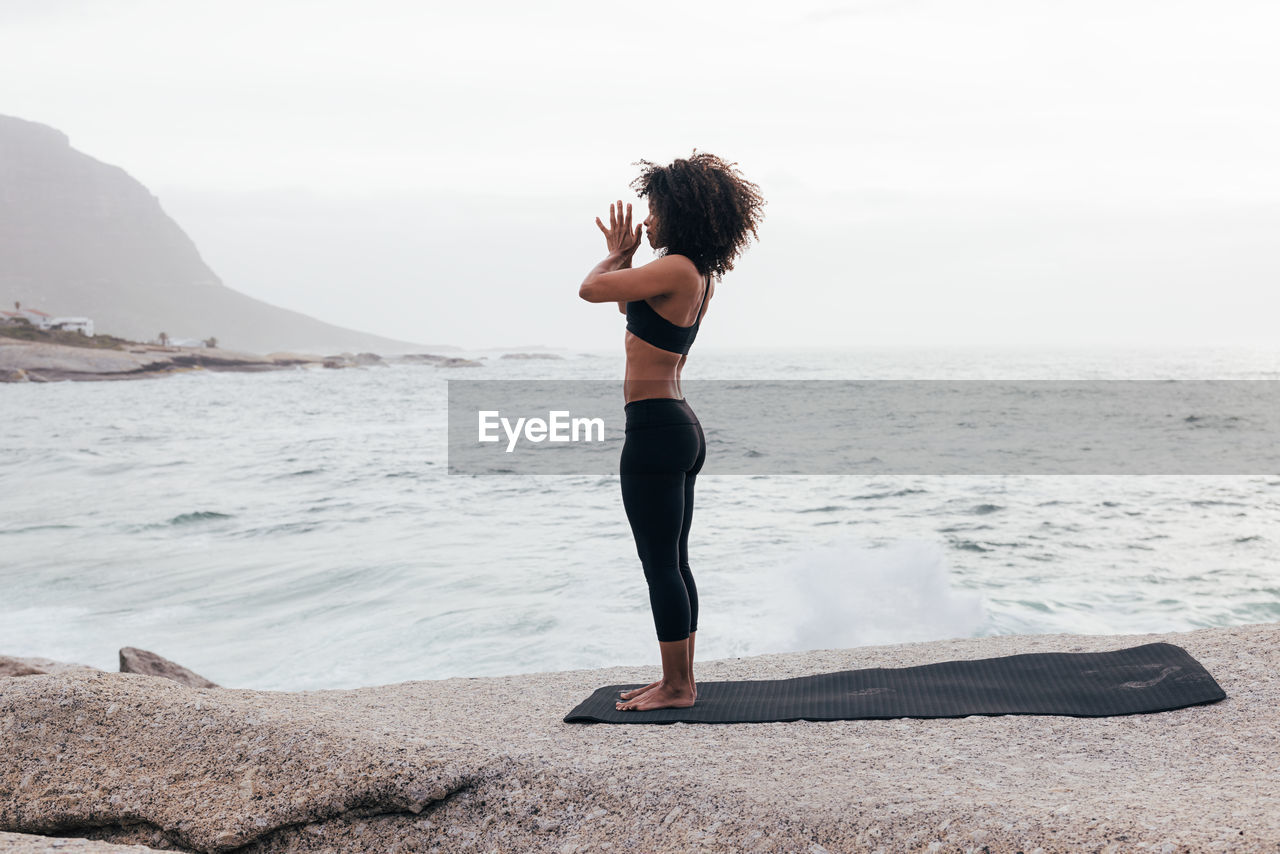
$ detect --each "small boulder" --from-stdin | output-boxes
[118,647,220,688]
[394,353,448,363]
[0,657,46,677]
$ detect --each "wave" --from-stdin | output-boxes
[167,511,234,525]
[756,537,989,653]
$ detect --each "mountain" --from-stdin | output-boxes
[0,114,447,354]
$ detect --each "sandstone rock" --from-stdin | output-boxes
[323,351,385,367]
[1,624,1275,853]
[0,339,298,381]
[0,672,496,853]
[0,830,172,854]
[387,353,484,368]
[0,658,45,677]
[117,648,220,689]
[0,655,101,678]
[390,353,450,363]
[0,340,164,375]
[264,352,327,365]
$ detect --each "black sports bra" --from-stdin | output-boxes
[625,273,711,355]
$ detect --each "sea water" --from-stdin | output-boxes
[1,346,1277,690]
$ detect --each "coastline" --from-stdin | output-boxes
[0,338,482,382]
[2,622,1275,853]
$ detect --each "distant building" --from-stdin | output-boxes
[16,308,52,327]
[0,308,94,335]
[50,317,95,335]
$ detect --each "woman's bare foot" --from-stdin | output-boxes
[615,679,695,711]
[619,679,662,701]
[615,635,696,710]
[619,675,697,702]
[618,630,698,701]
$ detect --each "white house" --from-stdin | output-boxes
[2,309,50,327]
[12,308,53,328]
[2,307,94,336]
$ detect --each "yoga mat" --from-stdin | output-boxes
[563,642,1225,724]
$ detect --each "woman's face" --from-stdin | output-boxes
[642,203,661,249]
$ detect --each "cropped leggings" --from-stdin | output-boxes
[620,397,707,643]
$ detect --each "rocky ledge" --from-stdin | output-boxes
[0,831,171,854]
[2,623,1277,853]
[0,340,482,382]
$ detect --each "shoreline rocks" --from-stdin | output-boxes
[0,656,100,679]
[0,339,484,382]
[118,647,219,689]
[2,622,1277,852]
[386,353,484,368]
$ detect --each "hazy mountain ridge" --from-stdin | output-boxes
[0,114,446,354]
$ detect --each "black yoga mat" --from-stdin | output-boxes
[564,641,1225,724]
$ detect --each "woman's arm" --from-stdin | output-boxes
[577,250,636,305]
[616,255,631,313]
[611,257,627,313]
[617,253,633,313]
[579,253,692,303]
[580,199,687,305]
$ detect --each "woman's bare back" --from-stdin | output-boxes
[623,261,713,403]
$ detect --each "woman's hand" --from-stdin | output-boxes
[596,199,643,259]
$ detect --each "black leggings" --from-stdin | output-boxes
[620,397,707,643]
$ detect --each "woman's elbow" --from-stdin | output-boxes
[578,282,602,302]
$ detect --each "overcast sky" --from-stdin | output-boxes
[3,0,1278,350]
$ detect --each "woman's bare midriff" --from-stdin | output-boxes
[622,279,713,404]
[623,333,686,403]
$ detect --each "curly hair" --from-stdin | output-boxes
[630,150,765,279]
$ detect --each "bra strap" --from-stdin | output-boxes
[695,273,710,320]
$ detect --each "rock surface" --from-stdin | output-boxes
[117,648,219,689]
[0,339,483,380]
[0,831,170,853]
[386,353,484,368]
[2,623,1276,853]
[0,339,301,381]
[261,352,327,366]
[0,657,100,679]
[319,351,388,369]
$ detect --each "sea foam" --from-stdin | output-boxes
[761,537,989,653]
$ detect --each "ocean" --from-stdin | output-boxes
[2,345,1277,691]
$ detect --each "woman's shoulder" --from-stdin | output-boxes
[645,253,704,285]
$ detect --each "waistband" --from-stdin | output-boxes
[623,396,699,428]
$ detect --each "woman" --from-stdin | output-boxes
[578,151,764,711]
